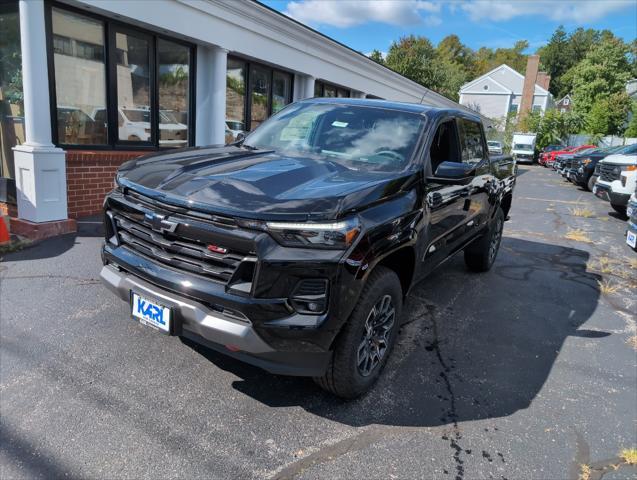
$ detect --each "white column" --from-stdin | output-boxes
[210,46,228,145]
[196,45,227,146]
[292,74,304,102]
[195,46,213,146]
[302,75,315,99]
[13,0,68,222]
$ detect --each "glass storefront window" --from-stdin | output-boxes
[0,1,23,179]
[323,85,336,97]
[158,39,189,148]
[115,31,150,143]
[51,8,107,145]
[272,71,291,114]
[48,5,194,149]
[250,64,270,131]
[226,58,246,141]
[314,81,349,99]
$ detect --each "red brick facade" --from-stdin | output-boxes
[66,150,146,218]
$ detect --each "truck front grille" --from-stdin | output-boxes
[599,163,621,183]
[106,198,255,285]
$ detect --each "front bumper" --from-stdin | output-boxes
[100,263,332,376]
[593,182,631,206]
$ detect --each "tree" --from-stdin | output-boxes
[384,35,468,101]
[624,101,637,138]
[368,49,385,65]
[570,37,632,118]
[537,26,570,98]
[586,92,631,136]
[471,41,529,77]
[385,35,439,88]
[519,110,584,151]
[437,35,474,72]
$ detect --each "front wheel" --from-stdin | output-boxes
[464,208,504,272]
[314,266,402,399]
[586,175,597,192]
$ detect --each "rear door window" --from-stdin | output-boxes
[457,119,485,165]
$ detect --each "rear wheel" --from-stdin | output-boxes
[464,208,504,272]
[586,175,597,192]
[315,266,402,399]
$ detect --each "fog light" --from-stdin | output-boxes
[290,279,328,315]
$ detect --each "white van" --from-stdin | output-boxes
[511,133,536,163]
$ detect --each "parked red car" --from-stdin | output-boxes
[538,145,566,166]
[543,145,596,167]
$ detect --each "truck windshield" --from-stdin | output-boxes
[244,103,425,172]
[513,143,533,150]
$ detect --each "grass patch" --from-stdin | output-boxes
[621,448,637,465]
[565,229,593,243]
[597,279,620,296]
[629,258,637,270]
[597,256,618,274]
[569,207,595,218]
[578,464,591,480]
[627,336,637,352]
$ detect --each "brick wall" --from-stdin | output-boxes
[66,150,146,218]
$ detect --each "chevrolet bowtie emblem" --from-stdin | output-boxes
[145,213,178,233]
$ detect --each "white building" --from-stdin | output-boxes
[0,0,492,236]
[458,62,554,122]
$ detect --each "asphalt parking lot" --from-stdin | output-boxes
[1,165,636,479]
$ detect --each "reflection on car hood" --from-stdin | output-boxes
[117,146,417,220]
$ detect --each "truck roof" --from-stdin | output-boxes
[300,97,484,124]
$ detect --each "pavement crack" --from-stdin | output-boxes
[428,304,465,480]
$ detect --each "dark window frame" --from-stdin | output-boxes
[227,55,294,132]
[45,1,196,151]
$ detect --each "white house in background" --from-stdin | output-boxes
[458,64,554,121]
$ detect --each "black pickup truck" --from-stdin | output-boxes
[100,98,516,398]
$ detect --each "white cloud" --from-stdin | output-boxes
[283,0,441,28]
[460,0,632,24]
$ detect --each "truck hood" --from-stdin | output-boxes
[600,154,637,165]
[116,146,418,221]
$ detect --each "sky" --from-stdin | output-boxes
[260,0,637,56]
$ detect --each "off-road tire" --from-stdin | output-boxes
[464,207,504,272]
[314,266,402,399]
[586,175,597,192]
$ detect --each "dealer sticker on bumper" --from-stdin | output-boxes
[132,292,171,332]
[627,230,637,248]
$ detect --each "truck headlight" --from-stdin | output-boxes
[263,217,360,249]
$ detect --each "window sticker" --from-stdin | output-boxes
[331,121,348,128]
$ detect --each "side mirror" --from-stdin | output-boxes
[427,161,475,185]
[235,131,246,142]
